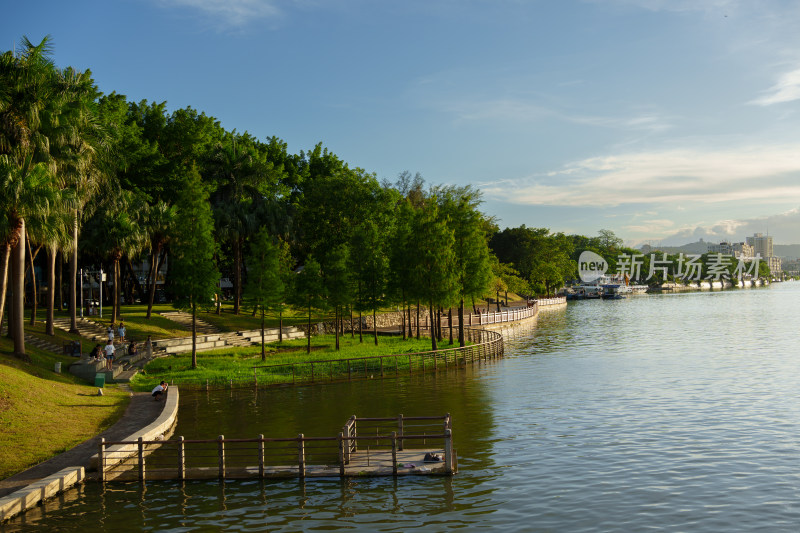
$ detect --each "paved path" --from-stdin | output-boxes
[0,391,165,498]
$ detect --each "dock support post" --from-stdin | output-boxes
[298,434,306,478]
[138,437,145,482]
[258,434,265,478]
[391,431,398,475]
[338,432,346,477]
[397,414,404,451]
[444,429,453,474]
[98,438,105,482]
[218,435,225,480]
[178,436,185,480]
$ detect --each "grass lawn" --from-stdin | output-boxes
[130,333,465,391]
[0,333,129,480]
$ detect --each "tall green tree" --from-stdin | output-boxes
[438,186,493,346]
[409,200,457,351]
[170,166,219,369]
[323,244,351,350]
[244,228,285,360]
[292,257,325,354]
[351,221,388,346]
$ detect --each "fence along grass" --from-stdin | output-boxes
[252,328,502,387]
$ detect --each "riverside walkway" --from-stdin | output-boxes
[0,388,178,522]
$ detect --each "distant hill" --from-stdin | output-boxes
[638,240,711,255]
[775,244,800,258]
[640,241,800,258]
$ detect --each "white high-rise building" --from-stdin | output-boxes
[746,233,773,259]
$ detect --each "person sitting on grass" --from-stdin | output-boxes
[152,381,168,401]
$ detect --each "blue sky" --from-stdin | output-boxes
[5,0,800,245]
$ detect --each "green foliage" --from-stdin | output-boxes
[170,166,219,367]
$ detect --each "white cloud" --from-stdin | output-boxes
[654,207,800,245]
[483,144,800,208]
[751,67,800,106]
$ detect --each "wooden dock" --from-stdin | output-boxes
[99,415,456,482]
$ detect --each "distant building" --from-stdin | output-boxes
[707,241,754,258]
[746,233,773,259]
[767,256,782,275]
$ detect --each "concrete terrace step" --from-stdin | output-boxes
[24,334,63,354]
[158,312,221,334]
[52,317,110,342]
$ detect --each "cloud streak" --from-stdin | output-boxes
[483,144,800,207]
[157,0,285,28]
[751,67,800,106]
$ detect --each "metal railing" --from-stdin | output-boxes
[98,414,455,481]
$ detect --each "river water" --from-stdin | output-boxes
[6,283,800,532]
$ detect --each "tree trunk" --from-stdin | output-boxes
[416,300,420,339]
[429,302,437,351]
[350,307,354,339]
[401,301,406,341]
[126,258,145,304]
[278,309,283,342]
[111,258,120,324]
[335,307,340,350]
[358,310,363,343]
[261,307,266,361]
[0,243,10,330]
[458,298,465,347]
[57,251,63,314]
[46,245,56,335]
[496,291,501,312]
[146,244,162,319]
[26,234,38,326]
[471,296,477,315]
[233,237,241,315]
[448,307,453,345]
[306,302,312,354]
[69,209,78,333]
[11,219,28,360]
[407,303,412,339]
[191,301,197,369]
[373,308,378,346]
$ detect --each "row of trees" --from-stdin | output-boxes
[7,36,685,366]
[1,37,508,364]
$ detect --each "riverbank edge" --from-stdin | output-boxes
[0,300,553,522]
[0,388,179,523]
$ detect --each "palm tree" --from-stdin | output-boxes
[208,133,270,314]
[0,36,63,359]
[144,200,176,318]
[82,187,148,324]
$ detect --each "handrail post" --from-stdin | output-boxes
[408,354,412,375]
[98,437,105,482]
[218,435,225,480]
[178,436,185,480]
[253,368,257,388]
[391,431,398,475]
[258,434,265,478]
[338,432,346,476]
[444,429,453,474]
[298,434,306,478]
[138,437,145,482]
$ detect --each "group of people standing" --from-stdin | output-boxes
[90,321,151,371]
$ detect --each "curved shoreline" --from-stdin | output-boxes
[0,388,179,523]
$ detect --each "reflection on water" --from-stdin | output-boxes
[7,284,800,531]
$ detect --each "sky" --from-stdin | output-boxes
[4,0,800,246]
